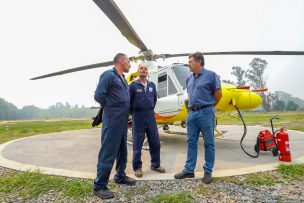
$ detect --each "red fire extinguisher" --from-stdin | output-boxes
[276,128,291,162]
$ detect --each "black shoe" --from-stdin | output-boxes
[203,172,212,184]
[93,187,114,199]
[115,176,136,186]
[174,170,195,179]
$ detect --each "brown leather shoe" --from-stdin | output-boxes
[150,166,166,173]
[135,168,143,178]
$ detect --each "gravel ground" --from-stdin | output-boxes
[0,166,303,203]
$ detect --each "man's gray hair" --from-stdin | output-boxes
[138,62,148,68]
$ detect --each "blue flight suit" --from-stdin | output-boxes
[129,79,160,171]
[93,68,130,191]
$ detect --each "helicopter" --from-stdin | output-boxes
[30,0,304,136]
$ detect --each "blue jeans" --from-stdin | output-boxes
[184,106,215,173]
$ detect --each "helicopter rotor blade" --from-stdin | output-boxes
[30,53,142,80]
[163,51,304,59]
[93,0,148,51]
[30,61,114,80]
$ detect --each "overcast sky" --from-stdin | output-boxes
[1,0,304,109]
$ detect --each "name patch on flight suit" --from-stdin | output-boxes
[149,87,153,92]
[136,89,143,93]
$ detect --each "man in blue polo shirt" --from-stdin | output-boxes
[174,52,222,184]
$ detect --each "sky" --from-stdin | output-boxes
[1,0,304,109]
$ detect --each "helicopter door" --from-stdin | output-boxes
[155,71,180,115]
[171,64,191,109]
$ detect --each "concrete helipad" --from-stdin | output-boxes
[0,125,303,180]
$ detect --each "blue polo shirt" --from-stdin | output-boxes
[186,68,221,107]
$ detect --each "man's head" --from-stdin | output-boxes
[137,63,148,78]
[114,53,131,73]
[188,52,205,73]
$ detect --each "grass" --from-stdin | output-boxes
[215,174,284,185]
[0,119,92,144]
[277,163,304,179]
[244,173,283,185]
[217,110,304,132]
[124,184,150,200]
[197,184,213,196]
[0,170,93,200]
[149,192,196,203]
[214,176,242,185]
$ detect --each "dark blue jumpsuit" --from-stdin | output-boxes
[93,68,130,191]
[129,79,160,171]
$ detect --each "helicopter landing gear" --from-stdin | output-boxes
[163,124,169,131]
[214,118,224,138]
[162,124,187,135]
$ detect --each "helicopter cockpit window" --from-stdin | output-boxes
[157,74,167,98]
[172,65,191,90]
[157,73,177,98]
[168,76,177,95]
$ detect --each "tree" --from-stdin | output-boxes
[286,100,299,111]
[272,100,285,111]
[246,58,269,111]
[0,98,19,120]
[231,66,246,86]
[221,79,235,85]
[20,105,41,119]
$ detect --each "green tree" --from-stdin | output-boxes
[286,100,299,111]
[0,98,19,120]
[222,79,235,85]
[246,58,269,111]
[272,100,285,111]
[231,66,246,86]
[20,105,42,119]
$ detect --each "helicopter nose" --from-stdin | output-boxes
[236,92,262,110]
[250,92,263,109]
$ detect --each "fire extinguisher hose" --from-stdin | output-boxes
[236,106,260,158]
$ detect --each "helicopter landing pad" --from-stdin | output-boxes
[0,125,303,180]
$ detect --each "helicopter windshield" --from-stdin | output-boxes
[172,65,191,90]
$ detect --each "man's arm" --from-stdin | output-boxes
[129,83,135,115]
[94,71,113,107]
[213,73,222,106]
[214,89,222,106]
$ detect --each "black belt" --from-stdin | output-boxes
[188,104,213,111]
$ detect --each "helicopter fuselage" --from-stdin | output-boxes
[126,63,262,125]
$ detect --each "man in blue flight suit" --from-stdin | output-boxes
[129,63,166,178]
[174,52,222,184]
[93,53,136,200]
